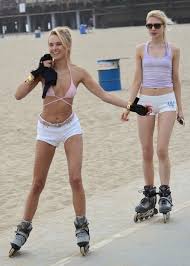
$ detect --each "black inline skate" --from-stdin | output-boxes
[158,185,173,223]
[9,220,32,257]
[134,185,158,222]
[74,216,90,256]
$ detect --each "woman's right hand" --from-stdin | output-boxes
[121,109,130,121]
[31,54,53,78]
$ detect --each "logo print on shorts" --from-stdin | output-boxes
[167,101,175,107]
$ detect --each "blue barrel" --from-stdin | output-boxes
[97,59,121,91]
[79,24,87,34]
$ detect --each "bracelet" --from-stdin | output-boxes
[126,101,132,111]
[25,73,34,84]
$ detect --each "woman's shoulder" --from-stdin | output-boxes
[136,43,147,49]
[167,42,180,53]
[70,64,89,81]
[167,42,180,59]
[70,64,85,73]
[135,43,146,56]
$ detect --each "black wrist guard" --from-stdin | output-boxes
[31,54,53,78]
[130,97,149,116]
[31,54,57,98]
[41,68,57,98]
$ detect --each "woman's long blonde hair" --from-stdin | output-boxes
[49,26,72,62]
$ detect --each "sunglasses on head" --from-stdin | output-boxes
[146,23,163,29]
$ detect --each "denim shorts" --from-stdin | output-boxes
[138,92,177,115]
[36,113,82,147]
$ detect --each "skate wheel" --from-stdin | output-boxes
[80,244,89,256]
[9,248,17,258]
[163,212,170,223]
[134,213,139,223]
[154,208,158,215]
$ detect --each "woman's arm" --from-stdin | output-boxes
[121,45,143,120]
[172,46,183,117]
[15,54,54,100]
[127,45,143,103]
[15,76,41,100]
[80,68,128,108]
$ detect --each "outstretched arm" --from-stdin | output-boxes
[81,68,128,108]
[80,66,150,117]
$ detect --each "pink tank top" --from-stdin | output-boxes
[142,42,173,88]
[44,66,77,107]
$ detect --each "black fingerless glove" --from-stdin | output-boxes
[130,97,149,116]
[31,54,57,98]
[31,54,52,78]
[41,67,57,98]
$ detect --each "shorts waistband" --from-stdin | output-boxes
[39,113,74,127]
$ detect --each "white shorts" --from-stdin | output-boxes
[138,92,177,115]
[36,113,82,147]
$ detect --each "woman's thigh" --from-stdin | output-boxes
[33,140,56,183]
[64,134,83,177]
[157,111,176,149]
[137,115,156,148]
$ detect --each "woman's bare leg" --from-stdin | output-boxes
[64,134,85,216]
[23,141,56,221]
[137,115,156,186]
[157,111,176,185]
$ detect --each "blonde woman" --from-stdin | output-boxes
[9,27,150,257]
[122,10,184,223]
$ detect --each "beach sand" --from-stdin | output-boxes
[0,24,189,235]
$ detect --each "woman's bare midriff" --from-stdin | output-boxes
[140,87,173,96]
[41,98,73,123]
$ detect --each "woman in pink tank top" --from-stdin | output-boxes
[122,10,185,223]
[10,26,150,257]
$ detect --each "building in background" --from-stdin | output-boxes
[0,0,190,34]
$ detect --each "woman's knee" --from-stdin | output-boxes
[31,179,46,195]
[69,174,83,190]
[157,147,168,160]
[142,146,153,161]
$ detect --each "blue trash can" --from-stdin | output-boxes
[79,24,87,34]
[97,59,121,91]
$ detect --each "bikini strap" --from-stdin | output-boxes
[43,97,72,107]
[67,63,75,85]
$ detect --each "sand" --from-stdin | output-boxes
[0,24,189,234]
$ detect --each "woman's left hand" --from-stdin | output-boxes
[177,110,185,126]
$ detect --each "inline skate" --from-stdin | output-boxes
[158,185,173,223]
[9,220,32,257]
[134,185,158,222]
[74,216,90,256]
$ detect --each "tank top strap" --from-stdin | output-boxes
[165,42,172,57]
[144,42,149,56]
